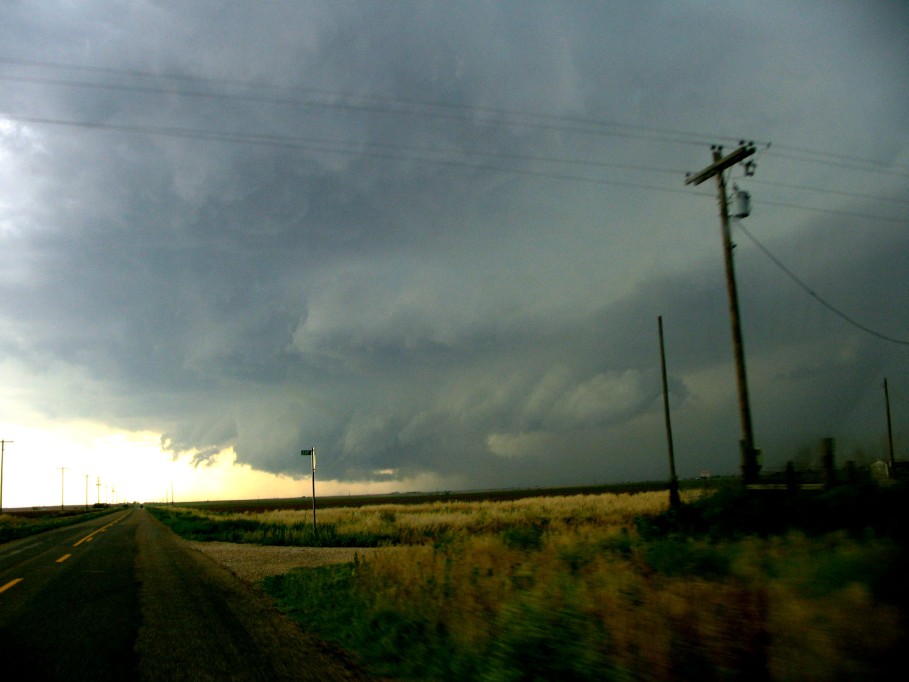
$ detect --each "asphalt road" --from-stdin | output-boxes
[0,509,373,682]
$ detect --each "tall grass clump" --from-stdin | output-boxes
[150,491,676,547]
[149,488,906,679]
[0,509,118,544]
[263,487,907,681]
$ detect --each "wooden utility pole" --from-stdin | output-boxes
[658,317,681,508]
[0,440,12,512]
[686,143,761,484]
[58,467,69,511]
[884,378,895,467]
[301,448,317,534]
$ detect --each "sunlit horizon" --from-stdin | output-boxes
[0,417,454,510]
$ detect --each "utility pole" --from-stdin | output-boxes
[85,474,89,511]
[884,378,895,468]
[0,440,12,513]
[58,467,69,511]
[658,317,681,508]
[301,448,317,534]
[686,143,761,484]
[96,476,101,505]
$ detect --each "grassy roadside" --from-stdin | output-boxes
[0,508,124,544]
[151,486,909,680]
[148,490,672,548]
[146,505,392,547]
[265,486,907,680]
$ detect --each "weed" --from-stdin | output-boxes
[0,508,120,544]
[152,488,908,680]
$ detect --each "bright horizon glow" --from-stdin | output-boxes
[0,418,453,510]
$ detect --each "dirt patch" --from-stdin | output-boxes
[186,541,383,583]
[137,511,374,681]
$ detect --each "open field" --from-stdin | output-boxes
[150,482,909,680]
[174,478,720,514]
[148,487,706,548]
[0,507,123,544]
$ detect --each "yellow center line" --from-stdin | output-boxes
[73,510,130,547]
[56,554,72,563]
[0,578,24,594]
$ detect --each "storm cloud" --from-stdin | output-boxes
[1,1,908,491]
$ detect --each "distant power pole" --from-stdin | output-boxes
[301,448,317,534]
[884,378,895,467]
[96,476,101,505]
[686,143,761,484]
[658,317,681,508]
[58,467,69,511]
[0,440,12,513]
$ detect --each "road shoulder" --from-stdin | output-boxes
[134,510,374,682]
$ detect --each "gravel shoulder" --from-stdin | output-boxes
[186,541,384,583]
[136,510,376,681]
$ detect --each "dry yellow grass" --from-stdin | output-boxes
[175,490,689,545]
[342,525,900,678]
[166,490,904,678]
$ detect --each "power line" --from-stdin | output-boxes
[19,57,904,178]
[755,198,909,226]
[735,221,909,346]
[748,178,909,206]
[767,144,909,175]
[0,56,737,148]
[0,113,702,197]
[765,148,909,178]
[6,110,907,229]
[0,71,716,150]
[6,56,908,203]
[3,55,706,140]
[3,58,906,225]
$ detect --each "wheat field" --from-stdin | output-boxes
[153,488,905,679]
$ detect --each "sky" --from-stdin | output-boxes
[1,1,908,507]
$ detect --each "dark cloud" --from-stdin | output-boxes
[1,2,907,490]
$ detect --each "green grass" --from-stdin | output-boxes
[150,485,909,680]
[637,482,909,610]
[260,485,908,681]
[265,562,472,680]
[264,561,619,681]
[636,481,909,542]
[146,506,394,546]
[0,508,122,544]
